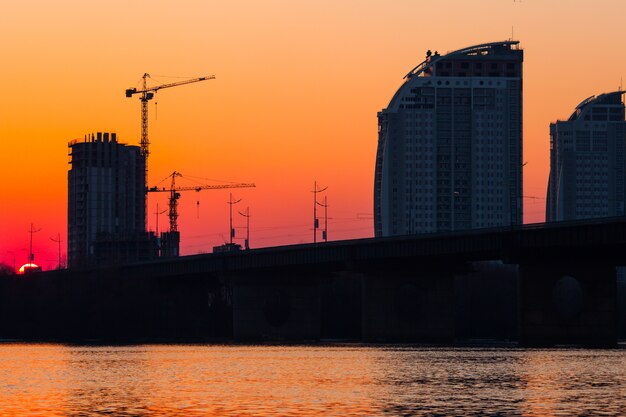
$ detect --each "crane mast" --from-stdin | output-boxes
[141,74,150,159]
[168,171,182,232]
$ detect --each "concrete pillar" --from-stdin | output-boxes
[361,270,455,343]
[519,264,617,347]
[231,274,321,341]
[617,267,626,340]
[320,272,362,340]
[454,261,518,341]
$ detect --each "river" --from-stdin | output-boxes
[0,344,624,416]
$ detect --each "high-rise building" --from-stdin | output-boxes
[68,132,152,268]
[374,41,523,237]
[546,91,626,221]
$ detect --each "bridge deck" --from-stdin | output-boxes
[34,217,626,279]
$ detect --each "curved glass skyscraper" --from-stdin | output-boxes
[374,41,523,237]
[546,91,626,221]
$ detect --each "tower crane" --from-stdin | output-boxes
[147,171,255,233]
[125,74,216,183]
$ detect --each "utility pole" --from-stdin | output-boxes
[323,196,328,242]
[315,195,329,242]
[312,181,328,243]
[50,233,62,269]
[28,223,41,264]
[239,207,251,250]
[228,193,242,245]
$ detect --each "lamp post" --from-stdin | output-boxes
[28,223,41,264]
[228,193,242,245]
[312,181,328,243]
[316,196,328,242]
[239,207,251,250]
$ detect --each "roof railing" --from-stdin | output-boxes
[403,40,520,80]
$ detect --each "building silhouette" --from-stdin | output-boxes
[68,132,155,268]
[546,91,626,221]
[374,41,523,237]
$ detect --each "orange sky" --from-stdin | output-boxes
[1,0,625,269]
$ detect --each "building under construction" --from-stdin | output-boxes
[66,75,254,267]
[67,132,157,268]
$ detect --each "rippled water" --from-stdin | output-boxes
[0,344,624,416]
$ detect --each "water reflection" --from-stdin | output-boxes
[0,344,69,417]
[0,344,624,416]
[372,348,528,415]
[136,346,378,416]
[372,348,626,416]
[63,346,151,416]
[519,350,626,416]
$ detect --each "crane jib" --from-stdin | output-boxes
[145,178,254,233]
[147,183,255,193]
[125,75,215,96]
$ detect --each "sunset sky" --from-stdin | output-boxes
[1,0,625,269]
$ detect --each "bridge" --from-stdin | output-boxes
[1,218,626,346]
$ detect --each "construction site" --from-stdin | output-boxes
[67,74,255,268]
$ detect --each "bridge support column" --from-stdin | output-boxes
[361,270,455,342]
[231,274,321,341]
[519,264,617,347]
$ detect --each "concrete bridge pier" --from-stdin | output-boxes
[519,264,617,347]
[361,265,456,343]
[230,272,323,341]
